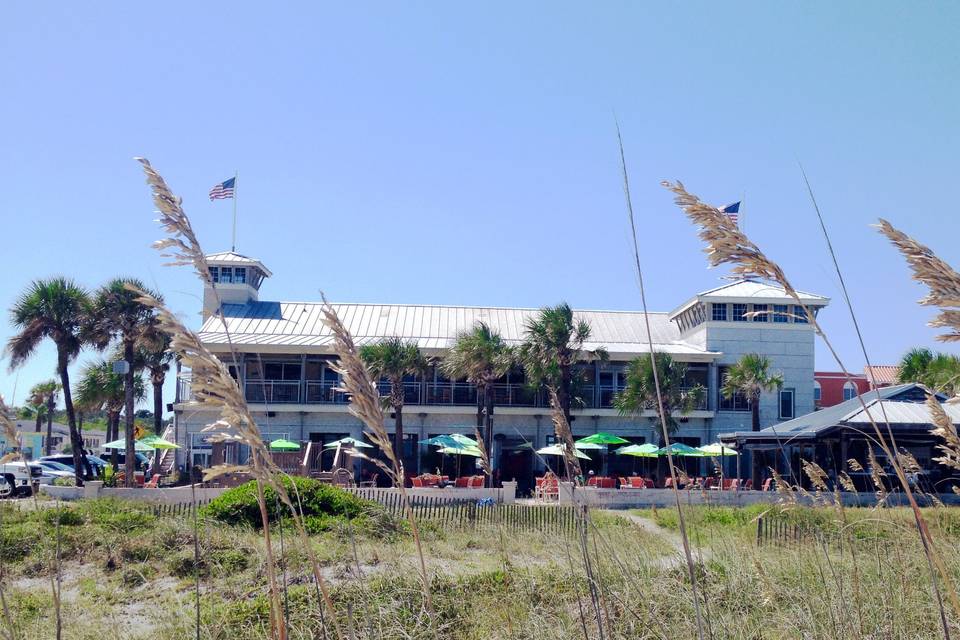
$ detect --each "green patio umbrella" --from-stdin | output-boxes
[573,441,604,450]
[655,443,702,456]
[698,443,737,456]
[615,443,660,457]
[103,438,154,452]
[577,432,629,446]
[536,444,592,460]
[437,445,483,457]
[323,437,372,448]
[269,438,301,452]
[138,434,180,450]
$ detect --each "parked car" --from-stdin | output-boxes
[38,454,107,479]
[99,452,150,470]
[32,461,74,482]
[0,475,10,498]
[0,461,39,497]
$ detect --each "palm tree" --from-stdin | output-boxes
[441,322,514,475]
[721,353,784,432]
[360,338,428,474]
[614,353,705,446]
[519,303,607,423]
[42,382,59,456]
[7,278,92,485]
[27,380,58,436]
[75,359,145,472]
[89,278,159,486]
[897,347,960,395]
[135,326,173,471]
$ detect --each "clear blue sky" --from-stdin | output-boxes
[1,2,958,412]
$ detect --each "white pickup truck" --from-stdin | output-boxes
[0,461,41,497]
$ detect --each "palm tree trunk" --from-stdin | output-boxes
[152,377,164,474]
[34,411,42,433]
[45,404,53,456]
[77,411,93,479]
[483,384,494,487]
[110,413,119,472]
[394,401,404,483]
[559,365,572,424]
[124,340,136,488]
[751,395,760,432]
[57,349,86,487]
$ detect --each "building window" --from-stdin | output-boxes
[732,303,748,322]
[752,304,768,322]
[718,366,750,411]
[843,381,857,401]
[779,388,795,419]
[210,266,219,283]
[773,304,789,323]
[234,267,246,284]
[711,303,727,322]
[220,267,233,284]
[794,305,809,324]
[814,381,822,404]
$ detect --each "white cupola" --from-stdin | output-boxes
[202,251,272,320]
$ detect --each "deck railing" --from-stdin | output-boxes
[176,375,710,412]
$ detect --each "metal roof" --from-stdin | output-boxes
[720,384,952,443]
[198,301,720,359]
[205,251,273,277]
[669,279,829,319]
[864,365,899,386]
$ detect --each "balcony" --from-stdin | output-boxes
[175,376,710,412]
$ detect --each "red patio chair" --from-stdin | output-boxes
[600,477,616,489]
[412,477,424,488]
[761,478,774,491]
[587,476,598,487]
[743,479,753,490]
[144,474,161,489]
[664,477,674,489]
[469,475,485,488]
[630,477,645,489]
[455,476,470,488]
[643,479,656,489]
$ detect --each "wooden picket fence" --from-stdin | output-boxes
[756,514,837,548]
[349,490,580,536]
[139,491,579,536]
[142,499,212,518]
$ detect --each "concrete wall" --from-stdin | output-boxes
[556,485,960,508]
[704,323,817,437]
[41,483,228,503]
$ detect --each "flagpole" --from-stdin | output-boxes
[231,170,238,252]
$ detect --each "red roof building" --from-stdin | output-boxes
[814,365,900,409]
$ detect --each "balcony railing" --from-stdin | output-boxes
[245,380,301,404]
[174,376,711,412]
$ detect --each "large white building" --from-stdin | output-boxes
[174,251,829,489]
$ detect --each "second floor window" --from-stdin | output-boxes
[711,303,727,321]
[732,303,748,321]
[718,366,750,411]
[843,381,857,401]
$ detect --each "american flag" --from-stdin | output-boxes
[209,177,236,201]
[719,201,740,225]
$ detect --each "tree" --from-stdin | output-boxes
[75,359,145,472]
[42,381,59,456]
[614,353,705,446]
[441,322,514,477]
[360,338,428,475]
[7,278,92,485]
[721,353,784,432]
[88,278,159,486]
[897,347,960,395]
[134,325,173,471]
[519,303,607,423]
[27,380,58,437]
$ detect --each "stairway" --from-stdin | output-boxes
[157,425,177,475]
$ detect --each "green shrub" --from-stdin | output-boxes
[210,548,249,574]
[0,522,40,562]
[169,551,207,578]
[42,506,84,527]
[202,477,374,529]
[80,499,155,533]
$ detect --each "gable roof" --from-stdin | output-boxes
[720,383,952,443]
[205,251,273,277]
[197,301,720,360]
[670,279,829,319]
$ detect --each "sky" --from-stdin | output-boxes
[1,2,958,414]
